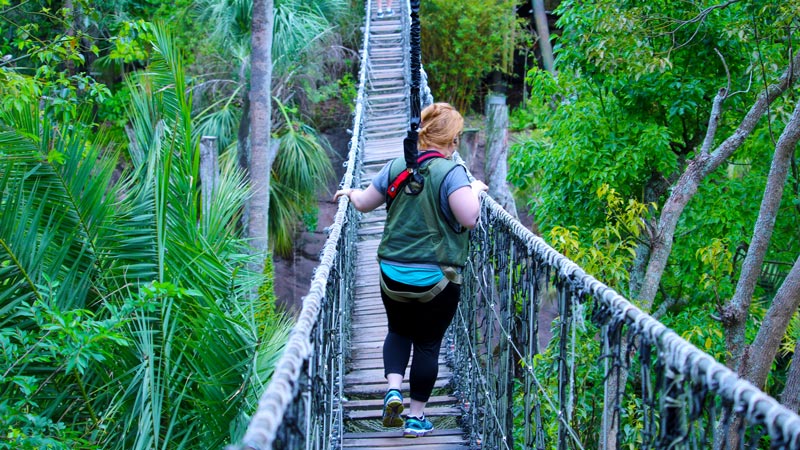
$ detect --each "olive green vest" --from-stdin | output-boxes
[378,156,469,267]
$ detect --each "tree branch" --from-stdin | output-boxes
[743,255,800,389]
[670,0,743,50]
[724,96,800,372]
[636,51,800,311]
[781,338,800,413]
[699,88,727,157]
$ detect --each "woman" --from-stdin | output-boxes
[334,103,487,438]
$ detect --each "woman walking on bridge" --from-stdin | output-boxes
[334,103,487,438]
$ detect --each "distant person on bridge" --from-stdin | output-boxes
[377,0,394,18]
[334,102,488,438]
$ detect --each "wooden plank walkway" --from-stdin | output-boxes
[340,6,469,450]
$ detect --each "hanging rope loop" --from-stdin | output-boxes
[404,0,424,194]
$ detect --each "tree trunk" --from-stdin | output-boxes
[531,0,554,74]
[247,0,276,275]
[781,338,800,413]
[637,52,800,311]
[484,94,518,218]
[715,256,800,449]
[237,95,251,233]
[628,240,650,300]
[724,98,800,373]
[744,256,800,389]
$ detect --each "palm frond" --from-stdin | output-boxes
[0,101,148,310]
[272,3,334,76]
[194,87,244,152]
[268,177,303,257]
[272,99,334,200]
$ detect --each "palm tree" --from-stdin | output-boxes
[0,24,292,449]
[248,0,276,273]
[194,0,347,256]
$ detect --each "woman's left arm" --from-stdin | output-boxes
[448,180,488,229]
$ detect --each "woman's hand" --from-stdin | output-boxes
[332,185,386,213]
[333,188,354,202]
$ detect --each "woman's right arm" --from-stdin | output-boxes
[333,184,386,212]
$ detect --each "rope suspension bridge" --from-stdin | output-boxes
[232,1,800,449]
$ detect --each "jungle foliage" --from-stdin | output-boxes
[513,0,798,318]
[509,0,800,431]
[0,0,362,447]
[420,0,524,112]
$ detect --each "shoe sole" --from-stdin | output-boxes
[403,427,433,438]
[382,400,404,428]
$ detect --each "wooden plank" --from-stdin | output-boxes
[349,324,388,334]
[347,359,448,372]
[347,406,462,420]
[351,331,391,343]
[351,319,386,327]
[344,395,458,410]
[346,368,453,385]
[342,441,468,449]
[351,316,386,325]
[353,300,383,307]
[351,357,456,371]
[351,312,386,321]
[352,300,384,308]
[346,376,454,392]
[350,314,385,323]
[344,429,464,439]
[352,297,382,306]
[342,431,468,449]
[348,346,386,355]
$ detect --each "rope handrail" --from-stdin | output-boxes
[488,193,800,442]
[450,194,800,449]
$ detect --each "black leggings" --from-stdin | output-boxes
[381,272,461,402]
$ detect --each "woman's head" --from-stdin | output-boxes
[418,103,463,153]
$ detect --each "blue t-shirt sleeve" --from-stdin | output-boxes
[442,164,471,196]
[439,164,472,228]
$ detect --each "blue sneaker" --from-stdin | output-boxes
[382,389,404,427]
[403,415,434,438]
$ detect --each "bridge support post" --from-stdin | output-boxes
[484,94,518,218]
[457,127,479,170]
[200,135,219,219]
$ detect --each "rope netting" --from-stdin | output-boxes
[449,195,800,449]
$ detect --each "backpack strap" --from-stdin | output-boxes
[386,151,445,209]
